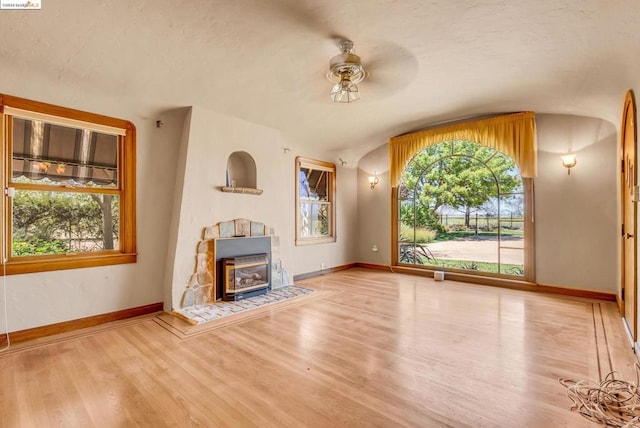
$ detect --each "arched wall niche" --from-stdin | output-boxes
[222,151,262,194]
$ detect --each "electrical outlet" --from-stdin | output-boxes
[372,245,378,252]
[321,263,327,270]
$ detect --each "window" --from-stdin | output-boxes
[394,140,533,280]
[0,94,136,275]
[295,157,336,245]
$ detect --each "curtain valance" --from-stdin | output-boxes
[388,111,537,186]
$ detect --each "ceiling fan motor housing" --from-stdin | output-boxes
[327,40,366,83]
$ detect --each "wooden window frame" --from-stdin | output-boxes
[295,156,336,245]
[0,94,136,275]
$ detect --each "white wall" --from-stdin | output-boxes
[164,106,358,310]
[355,114,619,293]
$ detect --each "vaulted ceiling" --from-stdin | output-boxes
[1,1,638,161]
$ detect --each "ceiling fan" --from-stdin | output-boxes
[327,40,367,103]
[247,2,418,102]
[324,38,419,104]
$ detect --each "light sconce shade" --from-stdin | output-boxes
[561,154,577,175]
[368,175,379,190]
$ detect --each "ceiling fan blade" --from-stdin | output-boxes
[251,0,336,37]
[361,41,419,100]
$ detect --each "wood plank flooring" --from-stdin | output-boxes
[0,268,636,427]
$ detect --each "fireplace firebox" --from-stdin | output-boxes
[222,253,270,301]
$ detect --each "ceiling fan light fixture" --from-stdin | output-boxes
[327,40,366,103]
[330,73,360,103]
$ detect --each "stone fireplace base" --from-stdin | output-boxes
[179,218,288,309]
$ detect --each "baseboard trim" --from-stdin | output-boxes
[535,283,616,302]
[8,302,164,344]
[355,262,393,272]
[354,263,617,302]
[293,263,356,281]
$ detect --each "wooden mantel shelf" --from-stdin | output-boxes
[219,186,263,195]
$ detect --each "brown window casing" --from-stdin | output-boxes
[295,156,336,245]
[0,94,136,275]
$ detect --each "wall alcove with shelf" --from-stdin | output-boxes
[220,151,263,195]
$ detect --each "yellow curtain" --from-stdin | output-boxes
[388,111,537,186]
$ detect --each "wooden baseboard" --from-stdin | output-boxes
[535,283,616,302]
[354,264,617,302]
[355,262,393,272]
[8,302,164,344]
[293,263,356,281]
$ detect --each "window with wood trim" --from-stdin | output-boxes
[295,157,336,245]
[0,94,136,275]
[393,140,534,282]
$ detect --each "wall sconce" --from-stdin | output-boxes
[368,175,379,190]
[561,154,577,175]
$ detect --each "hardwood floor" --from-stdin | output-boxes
[0,268,636,427]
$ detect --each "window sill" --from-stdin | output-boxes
[295,236,336,246]
[3,252,137,275]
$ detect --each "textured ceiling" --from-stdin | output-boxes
[1,0,638,161]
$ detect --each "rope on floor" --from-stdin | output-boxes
[559,364,640,427]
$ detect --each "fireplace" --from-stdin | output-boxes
[222,253,270,301]
[181,223,275,308]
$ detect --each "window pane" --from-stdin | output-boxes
[399,198,416,223]
[299,202,330,238]
[12,190,119,256]
[398,140,528,277]
[500,247,524,276]
[12,117,118,188]
[296,157,335,245]
[299,167,328,201]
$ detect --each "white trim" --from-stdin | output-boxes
[3,107,126,136]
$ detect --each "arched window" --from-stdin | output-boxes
[395,140,533,280]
